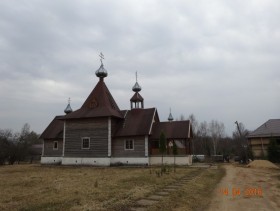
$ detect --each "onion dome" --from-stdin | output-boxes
[132,81,141,92]
[168,108,174,122]
[95,63,108,79]
[95,52,108,79]
[64,98,73,114]
[132,72,141,92]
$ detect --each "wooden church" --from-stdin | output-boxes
[40,55,193,166]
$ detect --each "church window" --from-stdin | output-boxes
[53,141,58,150]
[125,139,134,150]
[82,137,90,149]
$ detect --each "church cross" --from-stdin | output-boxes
[99,52,105,64]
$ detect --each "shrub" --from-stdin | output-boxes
[267,139,280,163]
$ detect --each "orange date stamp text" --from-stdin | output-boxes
[219,187,263,197]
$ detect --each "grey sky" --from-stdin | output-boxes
[0,0,279,136]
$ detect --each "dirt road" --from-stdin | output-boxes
[207,164,280,211]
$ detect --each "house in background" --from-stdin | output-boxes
[40,56,193,166]
[247,119,280,158]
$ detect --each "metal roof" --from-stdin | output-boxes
[41,111,193,141]
[150,121,192,139]
[168,113,174,121]
[61,80,123,119]
[132,81,141,92]
[40,116,64,139]
[130,92,144,102]
[64,103,72,114]
[95,63,108,78]
[114,108,158,137]
[247,119,280,138]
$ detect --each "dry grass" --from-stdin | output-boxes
[0,164,214,211]
[275,174,280,189]
[147,167,225,211]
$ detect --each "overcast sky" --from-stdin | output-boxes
[0,0,279,136]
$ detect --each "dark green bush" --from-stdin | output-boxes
[267,139,280,163]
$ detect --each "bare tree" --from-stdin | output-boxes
[197,121,208,137]
[0,129,13,165]
[180,114,185,121]
[196,121,211,155]
[188,114,198,155]
[19,123,30,142]
[188,114,198,136]
[0,123,40,165]
[208,120,225,155]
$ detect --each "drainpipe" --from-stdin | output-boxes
[108,117,111,157]
[62,121,66,157]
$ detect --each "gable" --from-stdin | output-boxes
[114,108,157,137]
[150,120,192,139]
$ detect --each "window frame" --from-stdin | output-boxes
[53,141,58,150]
[124,139,134,150]
[81,137,90,149]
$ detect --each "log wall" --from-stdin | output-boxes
[43,139,63,157]
[64,118,108,157]
[112,136,145,157]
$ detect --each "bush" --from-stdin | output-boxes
[267,139,280,163]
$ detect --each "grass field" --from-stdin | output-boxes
[0,164,225,211]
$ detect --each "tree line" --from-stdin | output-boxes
[0,123,41,165]
[2,118,278,165]
[183,114,251,161]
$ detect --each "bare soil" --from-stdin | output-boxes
[247,160,279,169]
[207,164,280,211]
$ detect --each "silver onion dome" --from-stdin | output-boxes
[132,82,141,92]
[168,108,173,121]
[95,63,108,78]
[168,113,174,121]
[64,101,73,114]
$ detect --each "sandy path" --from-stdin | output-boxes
[207,164,280,211]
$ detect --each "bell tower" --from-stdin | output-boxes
[130,72,144,109]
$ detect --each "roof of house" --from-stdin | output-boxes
[150,120,192,139]
[247,119,280,138]
[61,80,123,120]
[40,116,64,139]
[114,108,158,137]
